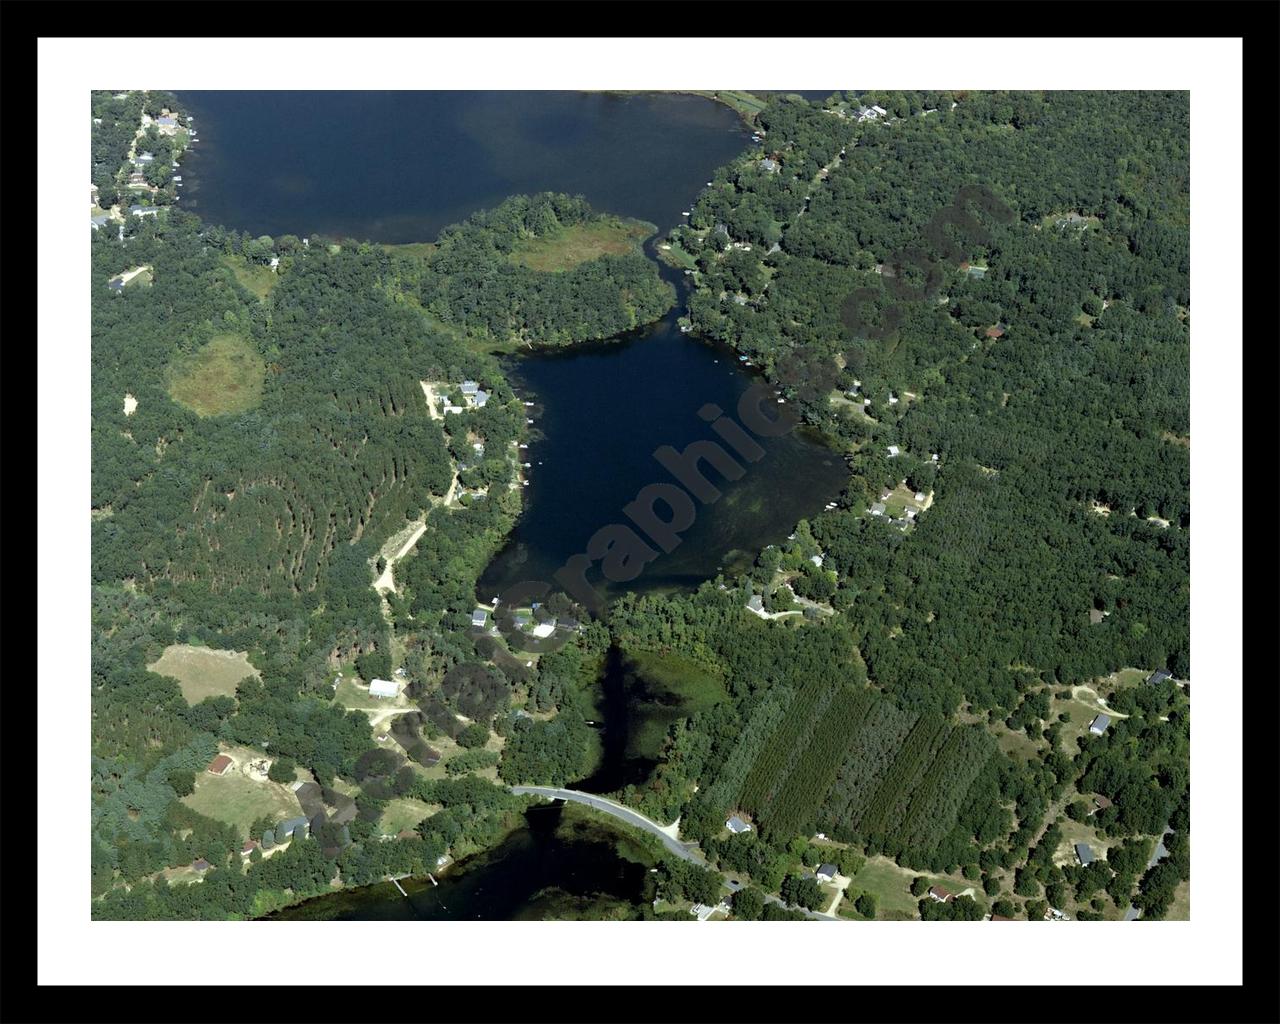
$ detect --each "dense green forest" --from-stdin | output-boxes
[405,192,674,346]
[89,191,672,916]
[91,91,1189,922]
[596,90,1189,919]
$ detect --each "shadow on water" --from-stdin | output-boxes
[267,803,652,921]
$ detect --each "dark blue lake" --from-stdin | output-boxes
[181,90,846,919]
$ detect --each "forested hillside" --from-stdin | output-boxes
[602,90,1190,919]
[89,193,671,915]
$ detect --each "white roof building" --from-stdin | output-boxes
[369,678,399,699]
[530,621,556,639]
[887,445,900,458]
[472,608,489,627]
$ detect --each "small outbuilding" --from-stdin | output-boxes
[1075,843,1095,866]
[1089,714,1111,735]
[207,754,233,776]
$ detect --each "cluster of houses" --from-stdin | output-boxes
[443,380,490,415]
[471,603,575,641]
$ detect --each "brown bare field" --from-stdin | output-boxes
[148,644,260,704]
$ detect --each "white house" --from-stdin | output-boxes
[369,678,399,699]
[530,621,556,639]
[914,492,926,502]
[809,554,824,568]
[471,608,489,628]
[887,445,900,458]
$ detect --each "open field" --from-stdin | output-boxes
[1052,817,1108,867]
[842,859,920,920]
[334,676,412,712]
[183,760,304,833]
[508,217,652,272]
[222,254,278,300]
[166,334,266,417]
[147,644,259,704]
[379,797,437,836]
[1167,879,1190,920]
[381,241,438,260]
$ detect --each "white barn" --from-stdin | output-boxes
[369,678,399,699]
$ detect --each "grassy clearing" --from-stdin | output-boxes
[381,241,438,261]
[221,254,278,301]
[626,648,727,708]
[147,644,259,704]
[1052,817,1108,867]
[167,334,266,417]
[842,859,920,920]
[508,217,652,272]
[1167,879,1190,920]
[124,269,153,288]
[379,797,436,836]
[183,768,303,834]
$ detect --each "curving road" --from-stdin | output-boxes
[510,786,704,863]
[512,787,839,920]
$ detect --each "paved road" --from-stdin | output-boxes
[510,787,704,863]
[515,788,839,920]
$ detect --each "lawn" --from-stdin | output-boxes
[222,254,279,301]
[841,858,979,921]
[183,768,303,834]
[508,216,652,272]
[1167,879,1190,920]
[147,644,259,704]
[379,797,437,836]
[166,334,266,417]
[333,676,403,711]
[124,269,153,289]
[1052,817,1108,867]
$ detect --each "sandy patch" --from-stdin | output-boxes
[123,393,138,416]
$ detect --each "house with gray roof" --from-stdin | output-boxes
[460,380,479,396]
[869,502,886,517]
[1075,842,1094,866]
[1146,669,1172,686]
[746,594,764,614]
[726,815,752,834]
[128,205,159,218]
[278,817,309,839]
[758,158,779,173]
[1089,713,1111,735]
[471,608,489,628]
[816,863,839,882]
[91,213,110,230]
[473,390,490,409]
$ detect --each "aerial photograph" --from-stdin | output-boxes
[87,87,1190,925]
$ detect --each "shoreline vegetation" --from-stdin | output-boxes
[590,89,771,128]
